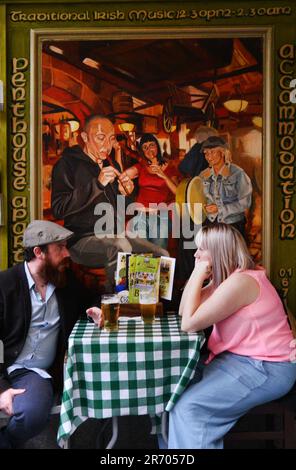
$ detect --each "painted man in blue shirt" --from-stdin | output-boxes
[199,136,252,238]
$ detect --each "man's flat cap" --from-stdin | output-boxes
[201,136,229,152]
[23,220,73,248]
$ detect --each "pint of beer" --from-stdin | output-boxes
[101,294,120,332]
[139,287,157,324]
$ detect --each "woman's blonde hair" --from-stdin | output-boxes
[195,224,255,288]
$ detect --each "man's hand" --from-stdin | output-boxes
[86,307,104,328]
[98,166,119,187]
[0,388,26,416]
[118,173,134,196]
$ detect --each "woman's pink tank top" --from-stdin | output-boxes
[207,269,294,362]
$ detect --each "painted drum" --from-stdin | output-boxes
[186,176,207,225]
[175,176,207,225]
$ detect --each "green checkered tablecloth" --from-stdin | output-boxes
[57,314,205,447]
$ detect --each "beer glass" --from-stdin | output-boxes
[101,294,120,332]
[139,286,157,324]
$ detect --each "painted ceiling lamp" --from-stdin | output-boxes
[223,83,249,113]
[252,116,263,128]
[68,120,80,133]
[118,122,135,132]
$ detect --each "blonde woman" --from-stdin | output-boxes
[168,224,296,449]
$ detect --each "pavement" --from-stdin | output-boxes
[22,415,158,450]
[1,412,283,449]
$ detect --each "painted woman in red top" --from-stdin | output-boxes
[123,134,179,249]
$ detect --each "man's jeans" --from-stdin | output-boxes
[0,369,53,449]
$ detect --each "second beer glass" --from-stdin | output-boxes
[139,286,157,324]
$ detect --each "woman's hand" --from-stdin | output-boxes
[193,260,212,282]
[148,164,167,180]
[86,307,104,328]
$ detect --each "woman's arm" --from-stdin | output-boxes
[113,140,123,172]
[181,271,260,333]
[163,175,177,195]
[179,277,213,317]
[148,165,178,195]
[179,261,212,319]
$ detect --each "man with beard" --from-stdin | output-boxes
[51,115,168,292]
[0,220,103,448]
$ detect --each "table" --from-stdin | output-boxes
[57,314,205,448]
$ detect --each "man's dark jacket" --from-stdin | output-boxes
[178,142,208,177]
[51,145,121,244]
[0,263,95,393]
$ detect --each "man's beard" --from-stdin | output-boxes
[43,258,70,288]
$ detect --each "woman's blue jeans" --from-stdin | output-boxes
[162,352,296,449]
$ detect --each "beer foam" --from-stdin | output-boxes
[102,299,118,304]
